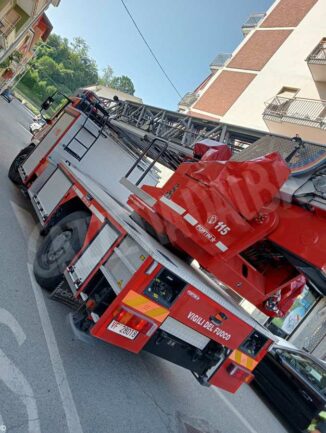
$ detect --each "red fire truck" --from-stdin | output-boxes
[8,92,326,393]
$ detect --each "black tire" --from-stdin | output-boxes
[8,143,35,185]
[33,211,90,291]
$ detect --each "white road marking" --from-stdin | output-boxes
[0,350,40,433]
[17,123,32,135]
[213,388,259,433]
[10,200,38,263]
[0,412,5,432]
[0,309,40,433]
[0,308,26,346]
[27,265,84,433]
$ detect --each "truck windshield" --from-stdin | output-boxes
[280,350,326,395]
[41,92,71,121]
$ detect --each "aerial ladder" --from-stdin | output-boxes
[7,90,326,392]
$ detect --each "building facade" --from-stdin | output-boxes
[83,85,143,104]
[179,0,326,358]
[0,0,59,89]
[180,0,326,146]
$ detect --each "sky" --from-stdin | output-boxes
[47,0,274,110]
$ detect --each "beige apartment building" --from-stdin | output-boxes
[180,0,326,146]
[0,0,59,63]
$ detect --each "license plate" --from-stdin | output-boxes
[107,320,139,340]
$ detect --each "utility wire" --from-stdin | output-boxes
[119,0,182,98]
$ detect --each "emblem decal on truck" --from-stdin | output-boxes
[186,290,200,301]
[187,312,231,341]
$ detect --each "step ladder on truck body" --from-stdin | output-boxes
[20,98,160,223]
[28,159,279,393]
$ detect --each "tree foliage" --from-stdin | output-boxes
[98,65,114,87]
[109,75,135,95]
[17,34,135,106]
[98,66,135,95]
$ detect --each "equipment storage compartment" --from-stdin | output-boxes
[20,110,79,180]
[30,167,73,222]
[103,236,149,293]
[66,221,121,292]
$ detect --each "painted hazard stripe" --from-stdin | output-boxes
[229,350,258,371]
[122,290,169,323]
[159,196,186,215]
[183,213,198,226]
[216,241,228,252]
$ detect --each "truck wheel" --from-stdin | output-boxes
[8,143,35,185]
[34,211,90,291]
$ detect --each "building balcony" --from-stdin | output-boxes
[0,4,30,50]
[263,96,326,144]
[0,17,16,49]
[178,92,199,111]
[209,53,231,72]
[242,13,265,37]
[263,96,326,128]
[306,38,326,82]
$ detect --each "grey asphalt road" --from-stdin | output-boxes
[0,97,293,433]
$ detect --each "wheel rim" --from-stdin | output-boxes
[45,230,73,265]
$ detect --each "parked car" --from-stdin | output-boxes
[253,344,326,432]
[1,88,13,103]
[30,117,47,134]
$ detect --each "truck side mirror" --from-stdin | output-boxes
[41,96,54,111]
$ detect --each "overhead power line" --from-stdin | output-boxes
[119,0,182,98]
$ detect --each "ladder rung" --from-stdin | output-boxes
[82,127,99,138]
[64,147,82,161]
[73,138,89,149]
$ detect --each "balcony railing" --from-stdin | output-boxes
[242,13,265,36]
[263,96,326,129]
[178,92,199,108]
[210,53,231,70]
[0,16,16,37]
[306,40,326,64]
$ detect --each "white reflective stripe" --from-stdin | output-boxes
[216,241,228,252]
[160,317,210,350]
[74,187,83,199]
[90,204,105,223]
[183,213,198,226]
[159,196,185,215]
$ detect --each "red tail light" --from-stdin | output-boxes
[227,363,254,382]
[113,308,154,335]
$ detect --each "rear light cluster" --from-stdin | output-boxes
[227,363,254,383]
[114,308,154,335]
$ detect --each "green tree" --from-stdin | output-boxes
[108,75,135,95]
[99,66,114,86]
[16,33,136,109]
[98,65,135,95]
[18,34,99,105]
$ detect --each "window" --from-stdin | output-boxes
[267,286,319,338]
[277,87,299,99]
[266,87,300,115]
[278,350,326,396]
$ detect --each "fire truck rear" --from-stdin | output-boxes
[8,92,324,392]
